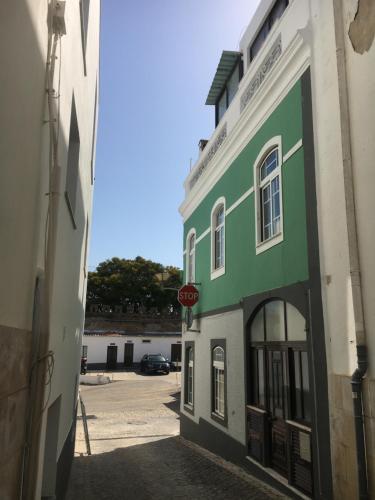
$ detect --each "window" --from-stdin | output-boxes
[215,207,224,268]
[212,346,225,418]
[184,342,194,412]
[211,198,226,279]
[90,80,98,184]
[186,230,196,284]
[249,0,288,62]
[142,340,151,343]
[82,345,88,357]
[80,0,90,75]
[292,350,311,421]
[260,149,280,241]
[65,97,80,228]
[254,137,283,253]
[249,300,310,424]
[187,347,194,405]
[215,61,243,126]
[83,217,89,277]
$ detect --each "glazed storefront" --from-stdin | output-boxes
[243,286,324,498]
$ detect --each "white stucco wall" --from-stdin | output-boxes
[83,335,182,364]
[44,0,101,466]
[181,309,246,446]
[0,0,100,497]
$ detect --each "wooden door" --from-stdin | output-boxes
[124,343,134,367]
[171,343,182,369]
[268,349,288,477]
[106,345,118,370]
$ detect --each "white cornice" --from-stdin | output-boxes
[180,34,310,222]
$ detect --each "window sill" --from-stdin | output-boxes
[256,231,283,255]
[211,266,225,281]
[211,411,227,427]
[184,403,194,415]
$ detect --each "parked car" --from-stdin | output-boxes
[140,354,170,374]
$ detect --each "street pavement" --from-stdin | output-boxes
[66,371,288,500]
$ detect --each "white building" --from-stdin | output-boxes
[180,0,375,499]
[83,332,182,369]
[0,1,100,499]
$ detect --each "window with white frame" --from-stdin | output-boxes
[259,148,281,241]
[187,347,194,406]
[213,346,225,417]
[211,199,225,278]
[187,232,195,284]
[254,137,283,253]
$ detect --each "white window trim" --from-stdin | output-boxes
[210,197,226,280]
[187,348,194,407]
[253,136,284,255]
[213,346,225,417]
[185,228,196,284]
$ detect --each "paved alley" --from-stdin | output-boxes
[66,371,288,500]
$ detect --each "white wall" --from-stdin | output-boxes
[84,335,182,364]
[44,0,101,466]
[181,309,246,445]
[0,0,100,497]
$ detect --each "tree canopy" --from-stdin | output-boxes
[86,256,182,313]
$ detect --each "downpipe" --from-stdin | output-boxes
[351,345,368,500]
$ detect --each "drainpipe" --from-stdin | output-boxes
[332,1,368,498]
[21,17,62,500]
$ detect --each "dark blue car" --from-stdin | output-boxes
[140,354,170,375]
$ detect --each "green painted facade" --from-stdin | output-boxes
[183,78,309,315]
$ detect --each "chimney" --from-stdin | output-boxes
[198,139,208,155]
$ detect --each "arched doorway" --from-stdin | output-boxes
[247,299,313,496]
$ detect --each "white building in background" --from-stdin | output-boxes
[83,332,182,369]
[0,1,100,499]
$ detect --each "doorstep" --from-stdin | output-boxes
[245,456,311,500]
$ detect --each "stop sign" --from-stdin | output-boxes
[178,284,199,307]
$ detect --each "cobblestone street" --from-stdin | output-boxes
[66,371,288,500]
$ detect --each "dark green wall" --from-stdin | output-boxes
[183,79,308,315]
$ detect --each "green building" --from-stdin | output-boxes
[179,1,331,498]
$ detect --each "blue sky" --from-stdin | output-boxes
[89,0,261,271]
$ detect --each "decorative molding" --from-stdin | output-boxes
[189,124,227,190]
[226,187,254,216]
[283,138,303,163]
[240,35,282,113]
[179,34,309,221]
[196,227,210,245]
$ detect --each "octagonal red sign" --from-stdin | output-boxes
[177,284,199,307]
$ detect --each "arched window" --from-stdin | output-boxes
[248,299,312,491]
[211,198,226,279]
[186,229,196,284]
[250,300,309,422]
[254,137,283,254]
[213,346,225,417]
[259,148,280,241]
[188,233,195,283]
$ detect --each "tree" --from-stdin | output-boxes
[86,256,182,313]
